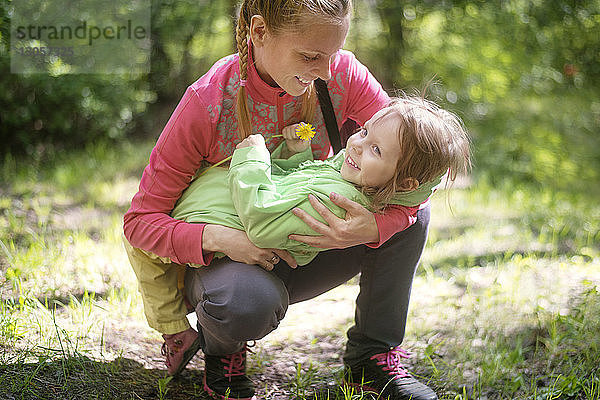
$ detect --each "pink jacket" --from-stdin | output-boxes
[124,49,421,266]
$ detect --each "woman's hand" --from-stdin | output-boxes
[202,224,297,271]
[237,134,266,150]
[282,123,311,154]
[288,192,379,248]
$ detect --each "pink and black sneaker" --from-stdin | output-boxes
[203,344,256,400]
[344,345,437,400]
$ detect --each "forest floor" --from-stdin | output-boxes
[1,139,599,399]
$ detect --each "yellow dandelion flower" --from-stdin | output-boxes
[295,122,316,141]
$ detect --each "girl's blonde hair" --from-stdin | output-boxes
[235,0,351,139]
[362,95,472,212]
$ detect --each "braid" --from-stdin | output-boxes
[236,10,249,81]
[300,83,317,124]
[235,2,252,139]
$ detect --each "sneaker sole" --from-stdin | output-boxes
[345,378,439,400]
[170,335,203,376]
[202,373,257,400]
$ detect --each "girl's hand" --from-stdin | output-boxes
[282,124,311,154]
[237,134,266,149]
[288,193,379,248]
[202,224,298,270]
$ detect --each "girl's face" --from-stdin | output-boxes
[341,110,402,188]
[251,16,350,97]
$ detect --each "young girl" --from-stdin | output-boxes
[172,96,469,269]
[124,1,459,399]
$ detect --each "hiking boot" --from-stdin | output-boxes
[203,344,256,400]
[344,345,438,400]
[161,328,203,376]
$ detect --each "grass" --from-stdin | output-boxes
[1,139,599,399]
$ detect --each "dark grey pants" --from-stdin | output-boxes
[184,206,430,361]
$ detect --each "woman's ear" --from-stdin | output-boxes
[399,177,419,191]
[249,15,269,47]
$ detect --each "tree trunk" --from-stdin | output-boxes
[375,0,404,87]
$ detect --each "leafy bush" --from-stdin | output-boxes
[350,0,600,194]
[0,59,153,156]
[0,0,232,158]
[2,0,599,195]
[0,3,153,157]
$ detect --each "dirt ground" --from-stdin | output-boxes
[99,282,379,399]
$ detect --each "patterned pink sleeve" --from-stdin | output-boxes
[123,86,215,266]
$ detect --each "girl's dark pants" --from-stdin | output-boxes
[184,206,430,362]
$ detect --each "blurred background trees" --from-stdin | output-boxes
[1,0,599,195]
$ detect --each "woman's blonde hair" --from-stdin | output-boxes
[362,95,472,212]
[235,0,351,139]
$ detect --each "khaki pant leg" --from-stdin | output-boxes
[123,237,191,335]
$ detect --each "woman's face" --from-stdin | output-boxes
[251,16,350,97]
[341,110,402,188]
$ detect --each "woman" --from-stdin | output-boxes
[124,1,438,399]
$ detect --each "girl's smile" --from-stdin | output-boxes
[345,154,360,170]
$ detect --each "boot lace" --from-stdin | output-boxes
[220,343,254,381]
[370,345,411,378]
[161,342,171,367]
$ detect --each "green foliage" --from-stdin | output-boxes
[157,375,173,400]
[0,1,152,156]
[0,60,153,156]
[148,0,235,101]
[4,0,599,193]
[0,0,234,158]
[350,0,600,194]
[289,362,318,398]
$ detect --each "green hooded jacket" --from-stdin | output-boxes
[171,143,440,265]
